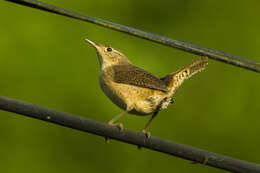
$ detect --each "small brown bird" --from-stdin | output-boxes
[85,39,208,137]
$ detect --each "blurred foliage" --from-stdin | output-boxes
[0,0,260,173]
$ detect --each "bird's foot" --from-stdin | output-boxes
[190,155,209,165]
[108,122,124,131]
[137,129,151,149]
[104,109,128,143]
[105,122,124,144]
[141,129,151,138]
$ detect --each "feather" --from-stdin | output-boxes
[112,65,168,92]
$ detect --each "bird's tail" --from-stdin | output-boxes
[161,56,208,95]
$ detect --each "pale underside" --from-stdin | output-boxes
[100,77,170,115]
[100,79,170,115]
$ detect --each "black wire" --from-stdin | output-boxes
[0,96,259,173]
[5,0,260,73]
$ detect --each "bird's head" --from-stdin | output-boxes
[85,39,131,69]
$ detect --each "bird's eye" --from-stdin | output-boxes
[106,47,112,52]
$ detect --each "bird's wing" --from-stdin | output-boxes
[112,65,168,92]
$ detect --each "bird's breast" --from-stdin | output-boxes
[99,74,127,110]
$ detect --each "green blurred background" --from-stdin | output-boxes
[1,0,260,172]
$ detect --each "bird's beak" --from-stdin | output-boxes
[85,38,99,49]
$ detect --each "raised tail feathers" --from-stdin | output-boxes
[161,56,208,94]
[182,56,208,79]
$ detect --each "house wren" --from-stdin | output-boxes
[85,39,208,137]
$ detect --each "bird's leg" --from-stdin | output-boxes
[137,112,158,149]
[105,110,129,143]
[108,110,129,130]
[142,111,159,138]
[141,97,166,139]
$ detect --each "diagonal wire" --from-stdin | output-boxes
[5,0,260,73]
[0,96,259,173]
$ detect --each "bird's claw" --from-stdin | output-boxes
[105,122,124,144]
[108,122,124,131]
[116,123,124,131]
[142,129,151,138]
[137,129,151,149]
